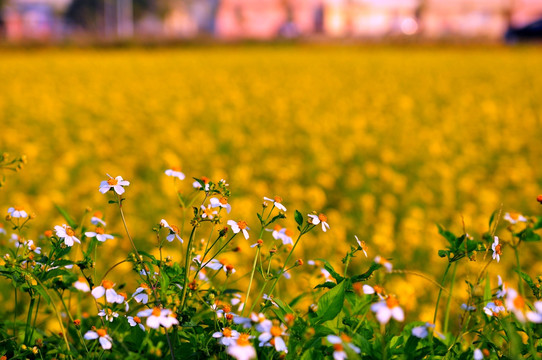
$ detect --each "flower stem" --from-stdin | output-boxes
[433,262,451,325]
[117,194,141,259]
[242,247,260,317]
[180,226,197,312]
[443,261,458,334]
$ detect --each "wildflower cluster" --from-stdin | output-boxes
[0,164,541,360]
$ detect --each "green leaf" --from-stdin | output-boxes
[34,285,52,305]
[484,272,492,302]
[54,204,77,229]
[294,210,303,226]
[436,224,456,245]
[314,282,338,290]
[257,213,264,225]
[315,280,346,325]
[317,259,344,283]
[438,250,448,258]
[351,262,382,282]
[517,228,541,242]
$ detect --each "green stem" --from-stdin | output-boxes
[29,296,41,343]
[443,261,458,334]
[433,262,451,325]
[24,296,36,344]
[514,246,525,296]
[242,247,261,317]
[180,226,198,312]
[262,228,308,306]
[117,194,141,259]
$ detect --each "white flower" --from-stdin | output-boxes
[264,196,287,212]
[165,167,185,180]
[526,301,542,323]
[98,308,119,322]
[160,219,183,243]
[492,236,502,263]
[91,280,124,304]
[85,227,114,243]
[193,176,210,191]
[127,315,146,331]
[227,334,257,360]
[26,240,41,254]
[228,220,250,240]
[249,313,272,332]
[54,224,81,247]
[262,294,278,308]
[73,277,90,292]
[307,213,330,232]
[460,303,476,311]
[210,197,232,214]
[370,296,404,324]
[212,327,240,346]
[137,307,178,329]
[320,268,334,283]
[474,349,484,360]
[483,300,506,317]
[505,288,526,323]
[84,328,113,350]
[504,212,527,224]
[91,211,106,226]
[231,293,245,311]
[258,324,288,353]
[99,175,130,195]
[268,225,293,245]
[354,235,368,257]
[201,204,218,220]
[374,256,393,272]
[132,283,151,304]
[363,284,385,299]
[7,207,28,218]
[327,334,361,360]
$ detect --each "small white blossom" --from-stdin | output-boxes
[99,175,130,195]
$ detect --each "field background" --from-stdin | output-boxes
[1,45,542,322]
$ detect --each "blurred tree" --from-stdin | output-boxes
[65,0,157,34]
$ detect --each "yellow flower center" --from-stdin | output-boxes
[201,176,210,184]
[101,280,114,289]
[495,244,502,255]
[96,329,107,337]
[495,299,503,306]
[171,166,181,171]
[219,197,228,205]
[340,334,351,342]
[107,178,118,186]
[237,221,247,230]
[222,305,231,313]
[152,307,161,317]
[66,227,75,236]
[513,295,525,310]
[373,285,384,294]
[237,333,251,346]
[95,227,105,235]
[223,328,232,337]
[274,196,282,203]
[170,225,179,234]
[93,211,103,218]
[509,212,520,220]
[270,326,282,337]
[14,206,23,211]
[285,229,294,237]
[78,276,86,282]
[386,296,399,308]
[333,343,344,352]
[273,224,282,231]
[318,214,328,222]
[133,316,141,324]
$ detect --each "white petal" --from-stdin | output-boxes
[391,306,405,322]
[99,336,112,350]
[147,316,161,329]
[91,286,105,299]
[84,331,99,340]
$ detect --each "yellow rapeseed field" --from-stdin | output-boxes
[1,46,541,319]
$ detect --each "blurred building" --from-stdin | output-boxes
[1,0,542,41]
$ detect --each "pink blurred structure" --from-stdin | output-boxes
[2,0,542,41]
